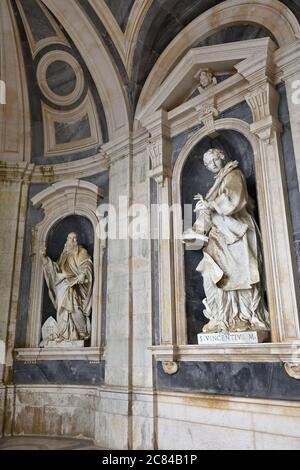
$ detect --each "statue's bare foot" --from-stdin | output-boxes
[55,336,65,343]
[251,319,268,331]
[203,320,227,334]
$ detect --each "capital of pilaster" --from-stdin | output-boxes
[143,110,172,184]
[147,136,172,184]
[246,82,279,120]
[245,82,282,142]
[0,161,35,183]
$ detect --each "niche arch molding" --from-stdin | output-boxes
[151,117,300,371]
[16,179,106,363]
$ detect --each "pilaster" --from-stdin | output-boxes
[242,70,300,346]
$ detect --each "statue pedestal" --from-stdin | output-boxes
[197,331,269,345]
[45,340,85,348]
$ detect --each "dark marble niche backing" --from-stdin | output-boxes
[54,115,91,145]
[104,0,135,32]
[14,360,104,386]
[181,130,261,344]
[157,361,300,402]
[42,215,94,344]
[46,60,77,97]
[12,0,109,165]
[20,0,56,42]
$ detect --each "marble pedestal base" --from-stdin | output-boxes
[197,331,269,345]
[45,340,84,348]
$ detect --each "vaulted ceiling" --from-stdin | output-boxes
[3,0,300,162]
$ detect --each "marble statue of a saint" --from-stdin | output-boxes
[183,148,270,334]
[41,232,93,343]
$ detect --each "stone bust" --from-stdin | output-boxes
[198,68,217,92]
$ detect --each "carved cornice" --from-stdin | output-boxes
[275,40,300,81]
[0,153,109,184]
[15,347,104,363]
[0,162,34,183]
[150,343,300,367]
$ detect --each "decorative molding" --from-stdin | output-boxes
[15,347,103,363]
[16,0,69,58]
[0,162,34,182]
[42,92,102,157]
[33,152,109,182]
[245,85,277,123]
[125,0,153,74]
[162,361,179,376]
[245,84,282,143]
[0,154,109,184]
[37,50,85,107]
[151,343,300,364]
[88,0,126,64]
[136,38,276,122]
[284,363,300,380]
[26,179,105,354]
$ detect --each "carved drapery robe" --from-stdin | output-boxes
[43,246,93,341]
[196,161,269,333]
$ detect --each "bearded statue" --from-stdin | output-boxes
[40,232,93,344]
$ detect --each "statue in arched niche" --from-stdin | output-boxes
[40,232,93,345]
[183,148,270,334]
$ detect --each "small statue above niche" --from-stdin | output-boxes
[40,232,93,347]
[197,68,217,93]
[183,149,270,343]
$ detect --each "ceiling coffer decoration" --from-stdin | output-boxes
[15,0,104,159]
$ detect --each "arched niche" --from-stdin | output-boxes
[24,180,106,359]
[41,214,95,346]
[181,129,266,344]
[170,117,299,350]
